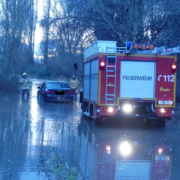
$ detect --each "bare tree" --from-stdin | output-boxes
[67,0,180,47]
[40,0,51,64]
[0,0,38,74]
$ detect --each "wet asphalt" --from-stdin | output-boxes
[0,79,180,180]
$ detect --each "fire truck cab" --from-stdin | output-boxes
[80,41,179,126]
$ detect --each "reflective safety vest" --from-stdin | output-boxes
[69,79,79,89]
[20,78,31,89]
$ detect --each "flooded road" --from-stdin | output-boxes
[0,79,180,180]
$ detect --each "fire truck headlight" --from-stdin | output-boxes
[119,141,132,156]
[122,104,133,113]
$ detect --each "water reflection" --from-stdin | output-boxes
[0,79,178,180]
[0,80,82,180]
[0,94,30,180]
[119,141,132,156]
[79,120,172,180]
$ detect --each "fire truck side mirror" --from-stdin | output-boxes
[74,63,78,70]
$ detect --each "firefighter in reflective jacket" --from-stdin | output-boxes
[60,75,66,82]
[69,75,79,99]
[20,73,31,98]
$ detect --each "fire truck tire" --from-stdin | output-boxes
[146,119,166,128]
[81,102,88,113]
[79,90,83,103]
[158,119,166,128]
[146,119,152,128]
[151,119,166,128]
[94,118,102,126]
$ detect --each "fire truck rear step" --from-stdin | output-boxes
[107,75,116,77]
[83,112,90,117]
[107,65,116,68]
[107,85,115,87]
[107,55,116,58]
[107,98,114,101]
[106,70,115,72]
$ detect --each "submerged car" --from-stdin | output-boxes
[37,82,73,102]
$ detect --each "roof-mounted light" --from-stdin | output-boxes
[141,43,147,50]
[149,44,155,50]
[133,43,139,50]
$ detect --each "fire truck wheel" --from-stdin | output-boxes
[146,119,152,128]
[94,118,102,126]
[158,119,166,128]
[81,102,87,113]
[147,119,166,128]
[79,90,83,103]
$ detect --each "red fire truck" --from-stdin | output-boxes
[80,41,179,126]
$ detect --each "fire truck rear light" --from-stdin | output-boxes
[158,101,173,105]
[172,64,176,70]
[159,108,166,113]
[100,60,106,70]
[104,107,114,113]
[100,61,105,67]
[172,62,177,72]
[107,107,114,113]
[158,148,164,154]
[106,145,111,154]
[106,145,111,151]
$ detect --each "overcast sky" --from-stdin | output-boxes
[34,0,44,55]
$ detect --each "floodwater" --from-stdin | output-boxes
[0,79,180,180]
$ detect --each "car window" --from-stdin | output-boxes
[47,83,70,89]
